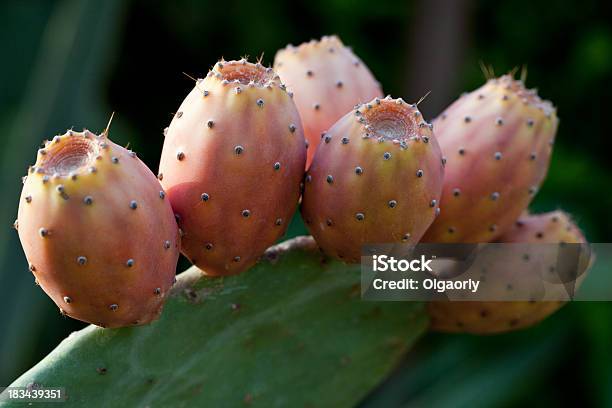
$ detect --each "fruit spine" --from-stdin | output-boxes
[423,75,558,243]
[17,129,180,328]
[428,211,589,334]
[159,59,306,276]
[301,96,445,262]
[274,35,383,168]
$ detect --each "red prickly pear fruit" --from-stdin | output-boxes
[274,35,383,169]
[159,59,306,276]
[422,75,558,243]
[17,129,180,328]
[428,211,589,334]
[301,96,445,263]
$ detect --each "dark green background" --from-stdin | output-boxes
[0,0,610,406]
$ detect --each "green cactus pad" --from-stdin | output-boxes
[5,237,427,407]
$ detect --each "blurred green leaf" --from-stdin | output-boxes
[577,302,612,406]
[362,320,571,408]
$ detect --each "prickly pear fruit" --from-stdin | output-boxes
[274,35,383,168]
[422,75,558,243]
[159,59,306,276]
[17,129,180,328]
[428,211,588,334]
[301,96,445,263]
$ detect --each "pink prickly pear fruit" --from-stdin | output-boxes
[422,74,558,243]
[158,59,306,276]
[17,129,180,328]
[428,211,588,334]
[301,96,445,263]
[274,35,383,168]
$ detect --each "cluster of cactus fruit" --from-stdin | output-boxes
[15,35,588,333]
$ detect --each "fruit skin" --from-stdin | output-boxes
[422,75,558,243]
[301,96,445,263]
[274,35,383,168]
[17,129,180,328]
[428,211,589,334]
[159,59,306,276]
